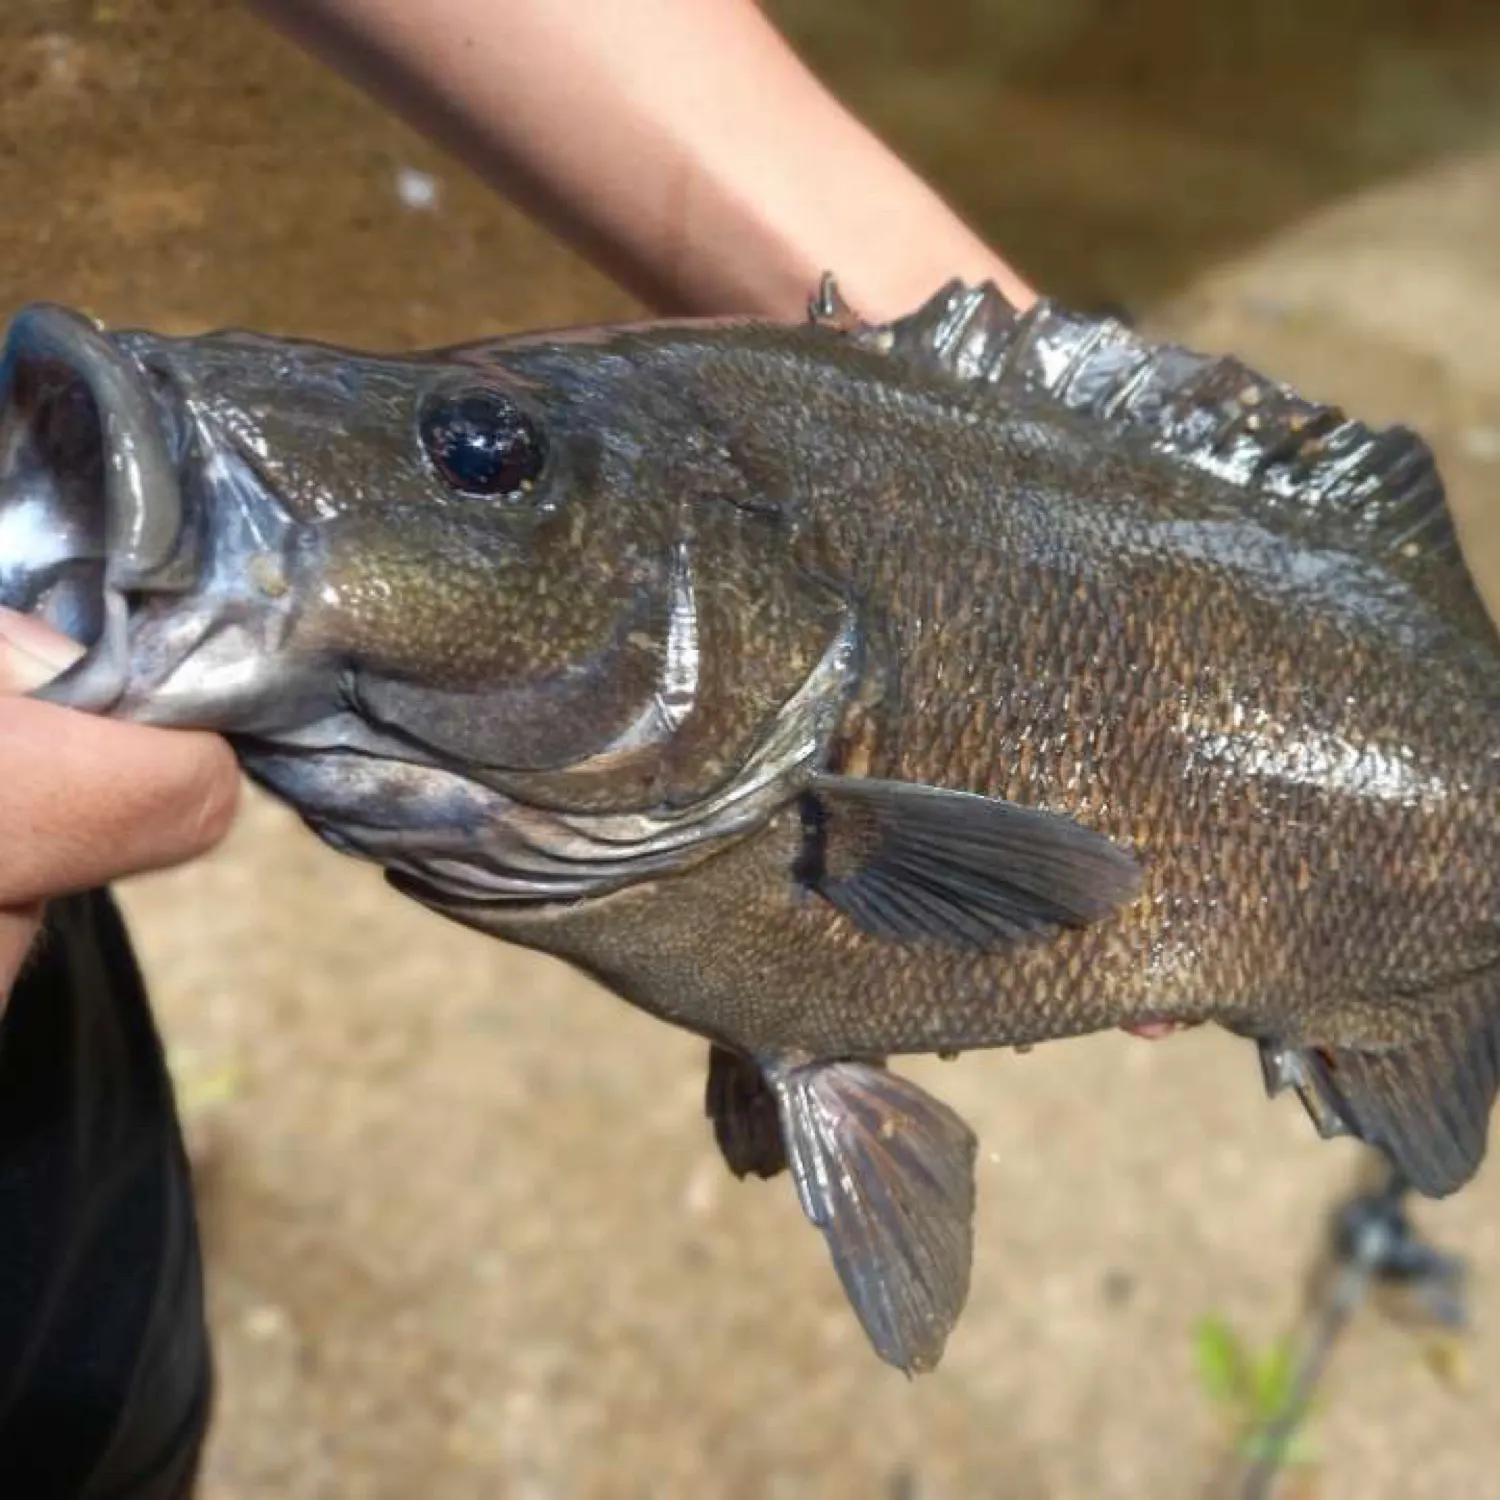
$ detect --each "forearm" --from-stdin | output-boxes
[245,0,1034,321]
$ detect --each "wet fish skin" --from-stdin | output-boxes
[458,307,1497,1056]
[0,283,1496,1374]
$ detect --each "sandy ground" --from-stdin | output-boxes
[4,2,1500,1496]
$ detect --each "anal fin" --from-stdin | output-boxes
[1261,979,1500,1197]
[767,1057,977,1374]
[1258,1039,1354,1141]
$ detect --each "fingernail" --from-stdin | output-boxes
[0,607,85,692]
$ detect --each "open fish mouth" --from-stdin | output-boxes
[0,303,194,712]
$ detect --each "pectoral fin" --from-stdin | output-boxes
[766,1057,977,1374]
[1262,974,1500,1197]
[799,774,1142,949]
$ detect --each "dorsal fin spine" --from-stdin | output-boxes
[839,278,1490,642]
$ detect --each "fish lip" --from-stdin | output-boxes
[0,303,189,712]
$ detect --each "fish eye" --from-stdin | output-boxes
[418,387,547,498]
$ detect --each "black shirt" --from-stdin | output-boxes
[0,891,212,1498]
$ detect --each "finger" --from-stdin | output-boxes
[0,610,75,996]
[0,697,242,904]
[0,607,85,693]
[0,612,241,904]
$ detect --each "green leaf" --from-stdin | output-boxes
[1194,1315,1252,1407]
[1252,1338,1298,1420]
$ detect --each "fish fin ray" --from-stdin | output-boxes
[855,281,1488,634]
[1285,977,1500,1196]
[705,1044,787,1179]
[770,1058,976,1374]
[807,273,862,334]
[800,773,1142,949]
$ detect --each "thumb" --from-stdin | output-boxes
[0,610,70,991]
[0,608,242,903]
[0,608,84,695]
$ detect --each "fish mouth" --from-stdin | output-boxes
[0,303,193,711]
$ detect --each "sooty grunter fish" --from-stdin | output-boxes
[0,278,1495,1374]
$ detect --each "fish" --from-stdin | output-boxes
[0,277,1495,1375]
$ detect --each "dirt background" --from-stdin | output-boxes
[4,1,1500,1496]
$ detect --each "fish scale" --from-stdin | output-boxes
[0,281,1495,1374]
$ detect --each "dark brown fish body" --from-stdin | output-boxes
[1,282,1495,1372]
[479,317,1500,1066]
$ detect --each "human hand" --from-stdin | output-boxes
[0,609,241,997]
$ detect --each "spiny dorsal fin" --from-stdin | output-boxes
[828,277,1489,637]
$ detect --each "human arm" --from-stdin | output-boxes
[244,0,1036,322]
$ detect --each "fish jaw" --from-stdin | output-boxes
[0,305,329,734]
